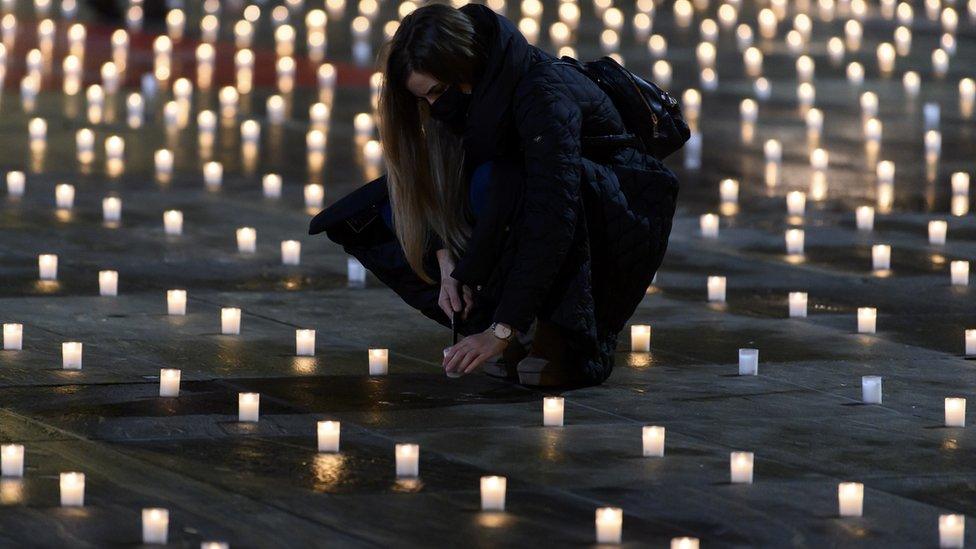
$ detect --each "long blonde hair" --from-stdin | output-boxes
[378,4,480,283]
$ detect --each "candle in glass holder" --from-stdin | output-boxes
[317,420,340,452]
[221,308,241,335]
[238,393,259,422]
[642,426,665,457]
[671,538,700,549]
[951,172,970,195]
[1,445,24,477]
[786,192,806,217]
[719,179,739,204]
[59,472,85,506]
[862,375,882,403]
[105,135,124,161]
[945,397,966,427]
[102,197,121,223]
[159,368,180,397]
[951,261,969,286]
[480,475,507,511]
[204,162,222,187]
[630,325,651,352]
[3,323,23,350]
[28,117,46,145]
[99,270,118,296]
[700,214,718,238]
[543,396,564,427]
[966,329,976,355]
[872,245,891,271]
[940,514,965,548]
[241,120,260,144]
[785,229,804,255]
[595,507,623,544]
[738,348,758,376]
[163,210,183,236]
[281,241,301,266]
[55,184,75,210]
[6,171,25,197]
[62,342,82,370]
[395,443,419,478]
[236,227,256,254]
[929,220,948,245]
[304,184,324,210]
[368,348,388,376]
[296,329,315,356]
[263,174,282,199]
[730,451,754,483]
[142,508,169,544]
[38,254,57,280]
[789,292,808,318]
[167,289,186,316]
[707,276,726,303]
[856,206,875,231]
[837,482,863,517]
[858,308,877,334]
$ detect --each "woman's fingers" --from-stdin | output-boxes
[445,280,462,313]
[460,351,486,374]
[445,344,471,372]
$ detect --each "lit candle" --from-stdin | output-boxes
[38,254,57,280]
[159,368,180,397]
[317,421,340,452]
[700,213,719,238]
[966,329,976,356]
[167,290,186,316]
[786,191,806,217]
[837,482,864,517]
[730,451,754,484]
[6,171,25,197]
[154,149,173,179]
[368,348,388,376]
[872,245,891,271]
[630,325,651,352]
[543,396,565,427]
[738,348,758,376]
[951,261,969,286]
[142,508,169,544]
[204,162,222,187]
[927,220,948,245]
[281,240,301,266]
[926,130,942,157]
[719,179,739,204]
[940,514,965,548]
[810,148,829,171]
[595,507,623,544]
[1,445,24,477]
[789,292,808,318]
[945,397,966,427]
[642,426,665,457]
[856,206,875,231]
[200,543,228,549]
[671,538,700,549]
[163,210,183,236]
[62,342,83,370]
[707,276,726,303]
[99,270,118,296]
[28,117,46,144]
[785,229,804,255]
[296,329,315,356]
[764,139,782,164]
[862,375,882,403]
[55,184,75,210]
[221,308,241,335]
[3,323,23,350]
[241,120,260,144]
[903,71,921,96]
[951,172,970,196]
[102,197,121,223]
[858,308,877,334]
[59,472,85,507]
[739,99,757,124]
[395,443,419,478]
[480,475,507,511]
[105,135,124,161]
[263,174,282,199]
[236,227,256,254]
[304,184,324,210]
[348,258,367,287]
[238,393,260,422]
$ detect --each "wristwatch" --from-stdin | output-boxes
[489,322,514,342]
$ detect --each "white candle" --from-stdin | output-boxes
[159,368,180,397]
[28,117,46,143]
[872,245,891,271]
[102,197,121,223]
[671,538,700,549]
[368,348,388,376]
[719,179,738,204]
[59,472,85,506]
[862,376,882,404]
[707,276,726,303]
[281,240,301,266]
[1,445,24,477]
[317,421,340,452]
[786,191,806,217]
[142,508,169,544]
[810,148,829,171]
[951,261,969,286]
[945,397,966,427]
[929,220,948,245]
[785,229,804,255]
[856,206,875,231]
[105,135,124,161]
[348,258,367,287]
[38,254,58,281]
[480,475,507,511]
[304,184,324,210]
[267,95,285,124]
[730,451,754,484]
[595,507,623,544]
[789,292,808,318]
[221,308,241,335]
[155,149,173,178]
[966,329,976,356]
[395,443,419,478]
[296,329,315,356]
[926,131,942,157]
[6,171,25,197]
[55,184,75,210]
[642,426,665,457]
[858,308,877,334]
[699,214,718,238]
[241,120,260,144]
[951,172,970,196]
[837,482,864,517]
[167,290,186,316]
[236,227,256,254]
[3,323,23,350]
[940,514,965,548]
[263,174,282,199]
[738,348,758,376]
[764,139,782,164]
[238,393,260,422]
[62,342,83,370]
[99,270,118,296]
[630,325,651,352]
[543,396,565,427]
[163,210,183,236]
[204,162,222,187]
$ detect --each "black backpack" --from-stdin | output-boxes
[557,56,690,160]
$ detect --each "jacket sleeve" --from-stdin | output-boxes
[491,74,583,333]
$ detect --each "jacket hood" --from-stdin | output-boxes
[459,4,537,168]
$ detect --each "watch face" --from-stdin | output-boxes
[494,324,512,339]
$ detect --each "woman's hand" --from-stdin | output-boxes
[443,330,509,375]
[436,249,473,320]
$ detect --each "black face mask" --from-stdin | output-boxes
[428,85,471,135]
